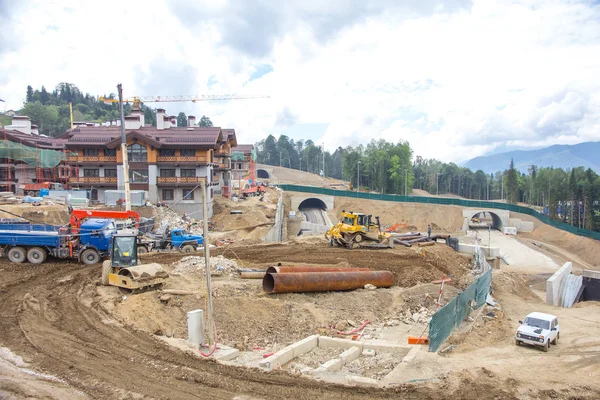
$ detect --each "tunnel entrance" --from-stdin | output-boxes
[469,211,503,231]
[298,198,327,211]
[257,169,270,179]
[297,198,329,236]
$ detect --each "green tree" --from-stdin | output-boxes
[26,85,34,103]
[199,115,213,127]
[506,159,519,204]
[177,112,187,127]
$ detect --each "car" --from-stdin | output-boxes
[515,312,560,352]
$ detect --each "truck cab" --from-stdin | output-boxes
[170,228,204,252]
[78,219,117,264]
[515,312,560,352]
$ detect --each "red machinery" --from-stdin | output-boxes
[70,209,140,234]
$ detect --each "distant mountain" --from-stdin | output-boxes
[463,142,600,174]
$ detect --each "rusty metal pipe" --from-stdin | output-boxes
[266,266,371,274]
[263,271,394,294]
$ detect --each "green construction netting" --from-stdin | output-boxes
[428,268,493,352]
[232,149,257,162]
[0,140,67,168]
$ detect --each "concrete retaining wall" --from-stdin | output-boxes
[509,218,534,233]
[264,189,284,242]
[546,262,572,306]
[458,243,500,258]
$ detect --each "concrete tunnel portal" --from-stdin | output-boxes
[298,198,328,211]
[469,211,504,231]
[257,169,270,179]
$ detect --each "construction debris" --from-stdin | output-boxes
[170,255,238,277]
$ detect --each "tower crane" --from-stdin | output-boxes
[99,94,269,109]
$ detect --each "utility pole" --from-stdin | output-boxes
[117,84,131,212]
[201,181,214,345]
[357,161,361,193]
[436,172,440,195]
[486,178,489,201]
[404,169,408,196]
[501,173,504,202]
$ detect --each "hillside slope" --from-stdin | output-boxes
[464,142,600,173]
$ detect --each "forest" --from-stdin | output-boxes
[255,135,600,231]
[18,83,212,136]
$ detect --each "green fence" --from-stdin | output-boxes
[278,184,600,241]
[428,267,493,352]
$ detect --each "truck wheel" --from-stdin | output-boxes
[542,340,549,352]
[137,246,149,254]
[180,244,195,253]
[515,339,520,346]
[101,260,112,285]
[7,247,27,263]
[552,335,558,345]
[27,247,47,264]
[81,249,101,265]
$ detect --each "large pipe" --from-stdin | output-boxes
[266,266,371,274]
[263,271,394,294]
[240,271,266,279]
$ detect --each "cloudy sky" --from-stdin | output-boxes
[1,0,599,162]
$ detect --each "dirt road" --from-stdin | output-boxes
[0,249,515,400]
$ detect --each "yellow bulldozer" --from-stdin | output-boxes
[325,210,392,249]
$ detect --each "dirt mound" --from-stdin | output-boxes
[491,271,539,301]
[0,204,70,225]
[211,189,276,232]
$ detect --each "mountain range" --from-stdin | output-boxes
[463,142,600,174]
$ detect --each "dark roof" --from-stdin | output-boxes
[1,128,66,150]
[233,144,254,153]
[63,126,226,149]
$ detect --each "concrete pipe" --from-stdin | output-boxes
[266,266,371,274]
[263,271,394,294]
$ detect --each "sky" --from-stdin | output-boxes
[1,0,600,163]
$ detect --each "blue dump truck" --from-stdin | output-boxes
[138,227,204,253]
[0,219,116,264]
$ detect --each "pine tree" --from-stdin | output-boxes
[506,159,519,204]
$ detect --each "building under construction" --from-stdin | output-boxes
[0,112,254,217]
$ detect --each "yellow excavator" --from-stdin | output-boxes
[101,233,169,293]
[325,210,392,249]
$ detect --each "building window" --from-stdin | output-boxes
[180,168,196,177]
[104,149,116,156]
[104,169,117,177]
[180,149,195,156]
[83,149,98,156]
[128,143,147,162]
[129,169,148,183]
[238,163,242,169]
[83,169,100,177]
[182,189,194,200]
[159,149,175,156]
[160,169,176,177]
[162,189,174,201]
[210,150,213,163]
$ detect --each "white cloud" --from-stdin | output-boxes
[1,0,599,162]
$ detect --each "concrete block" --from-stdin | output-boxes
[290,335,319,357]
[347,375,379,387]
[457,243,500,257]
[272,346,295,366]
[214,347,240,362]
[318,336,363,351]
[363,342,411,356]
[546,262,572,306]
[362,349,376,357]
[401,346,420,363]
[259,355,278,370]
[502,227,517,235]
[339,347,361,363]
[583,270,600,280]
[315,358,344,373]
[519,221,534,232]
[300,366,313,375]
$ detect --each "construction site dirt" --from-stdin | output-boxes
[1,241,599,399]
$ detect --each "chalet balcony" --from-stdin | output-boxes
[157,156,208,163]
[70,177,118,184]
[68,155,117,163]
[215,161,231,170]
[157,176,207,185]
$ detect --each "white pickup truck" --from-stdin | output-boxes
[515,312,560,352]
